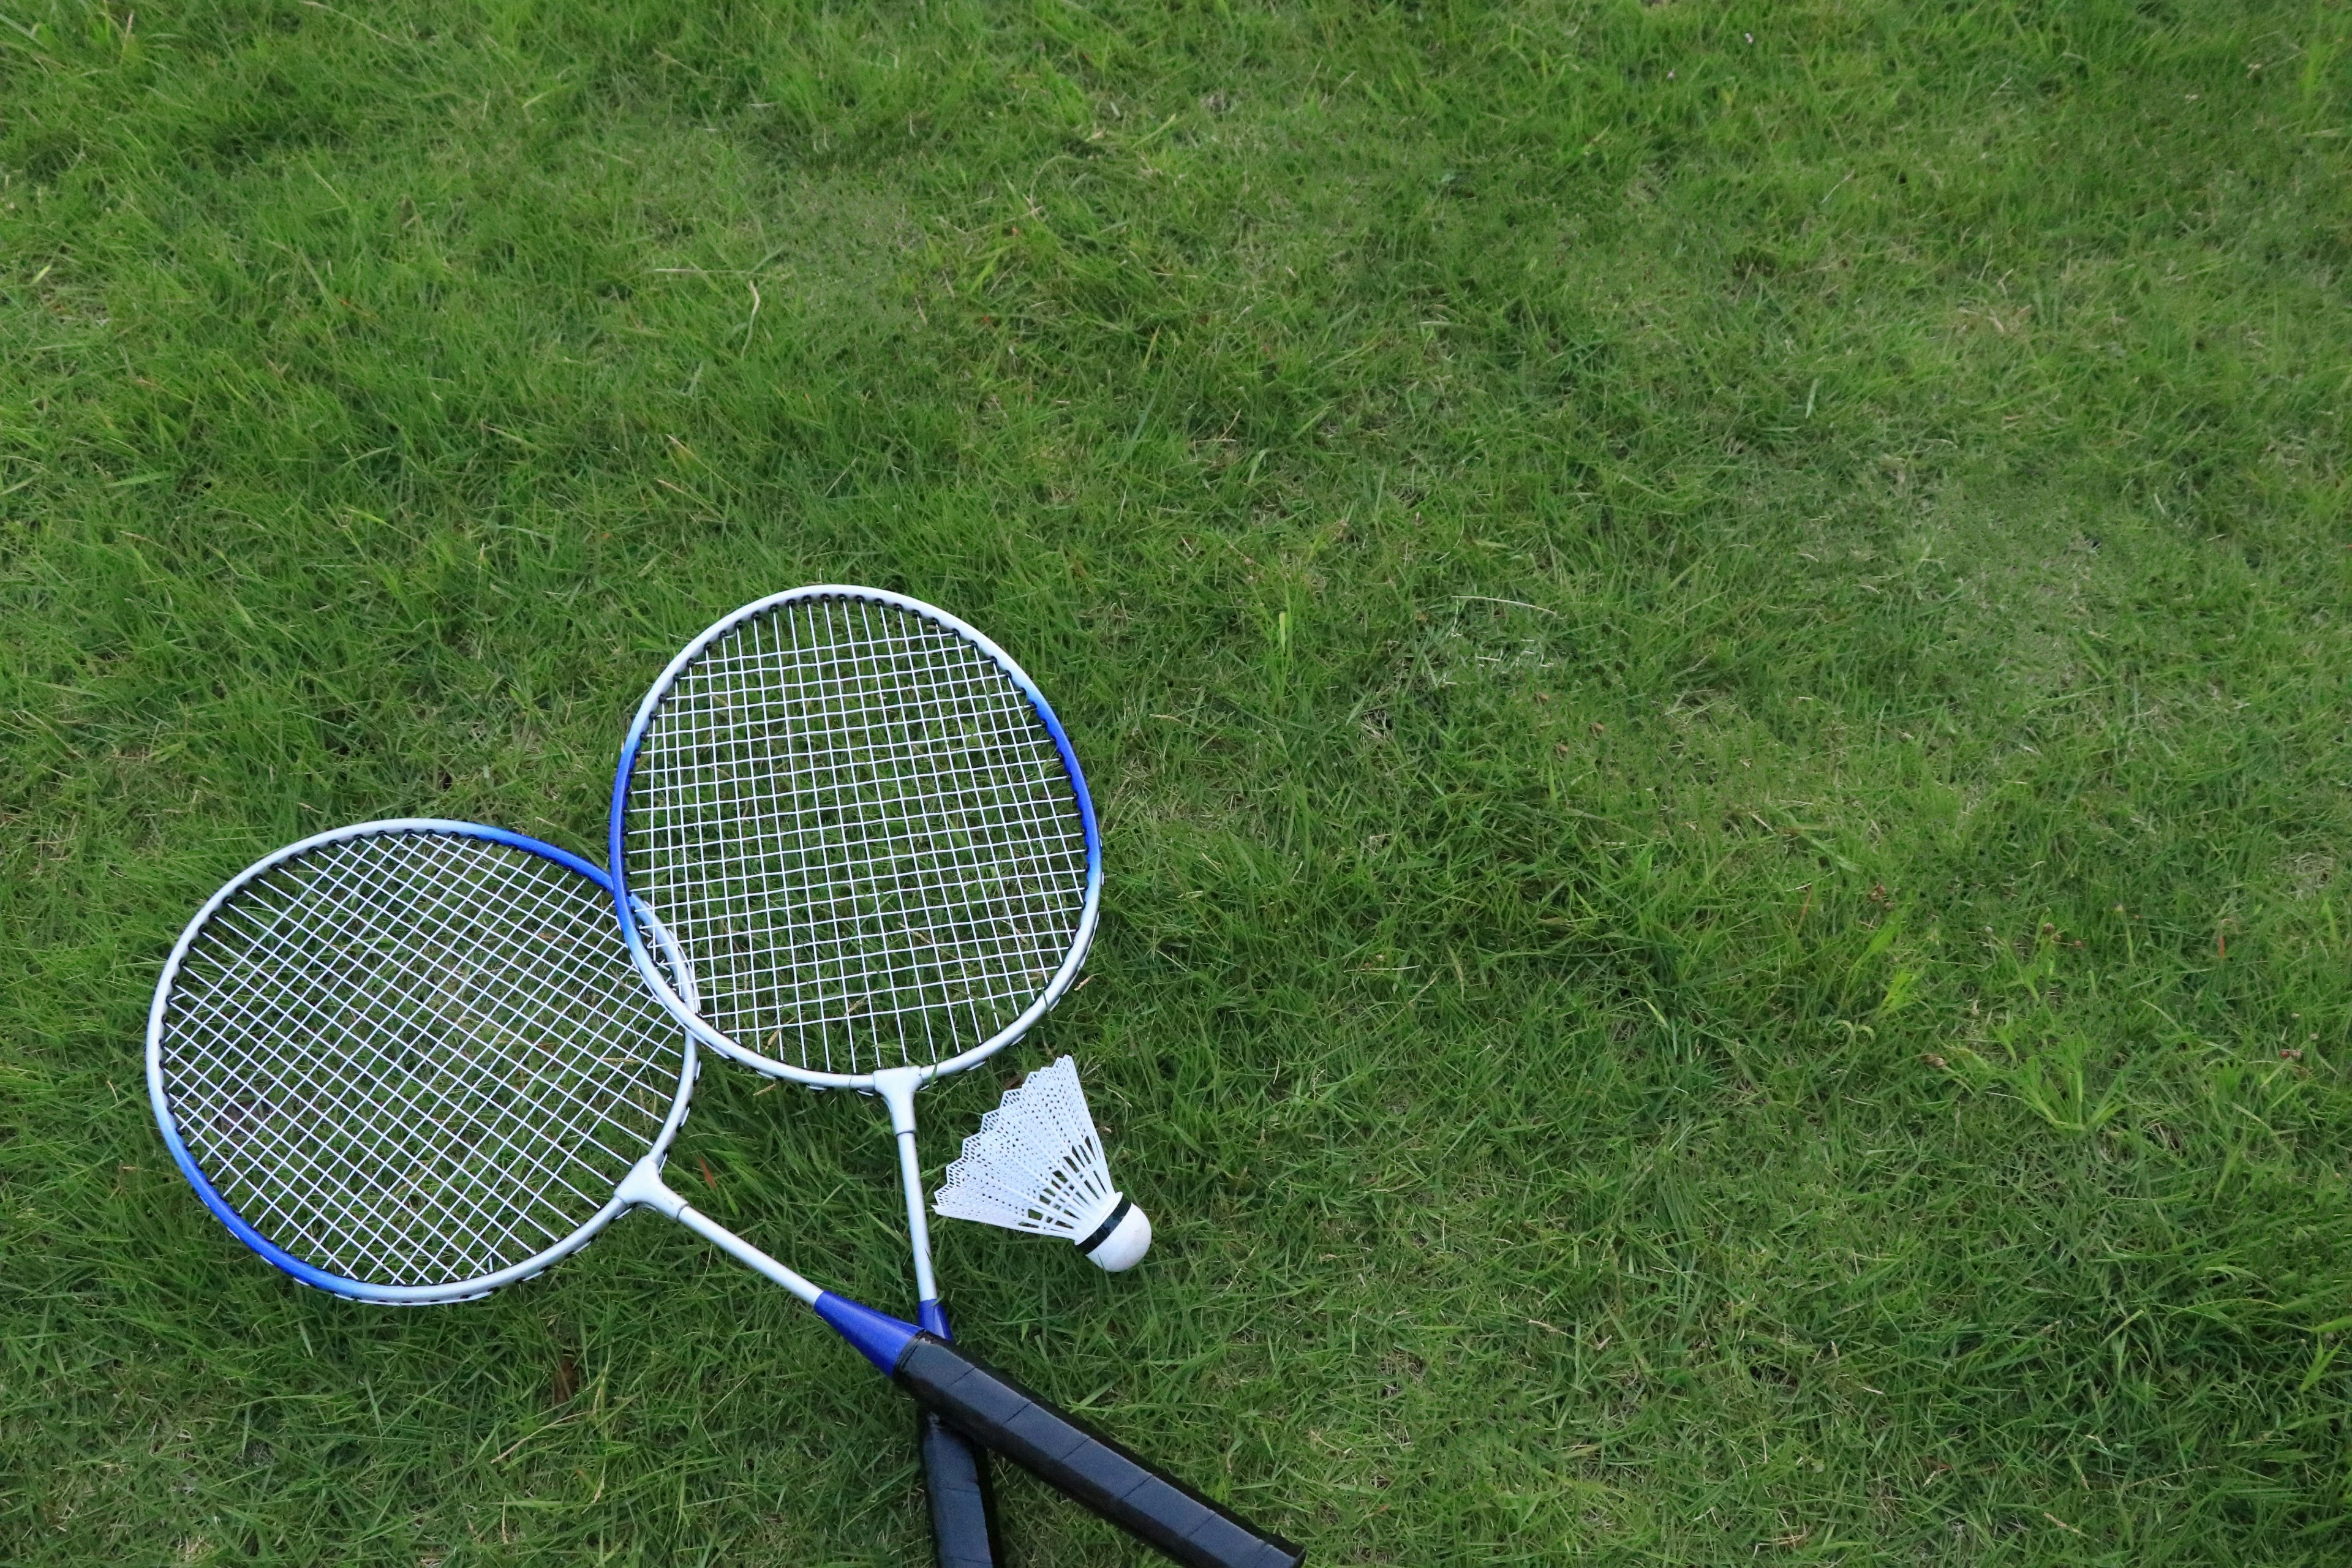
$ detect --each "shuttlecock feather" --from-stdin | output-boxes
[933,1057,1151,1271]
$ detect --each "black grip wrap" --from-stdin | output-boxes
[919,1407,1005,1568]
[892,1333,1303,1568]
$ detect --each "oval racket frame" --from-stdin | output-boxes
[146,820,704,1306]
[607,586,1103,1090]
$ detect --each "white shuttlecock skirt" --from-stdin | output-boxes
[934,1057,1151,1271]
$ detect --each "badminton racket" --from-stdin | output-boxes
[147,820,1298,1568]
[608,587,1102,1562]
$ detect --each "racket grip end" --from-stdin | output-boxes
[920,1407,1005,1568]
[893,1332,1303,1568]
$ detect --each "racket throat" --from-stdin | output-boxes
[872,1065,932,1137]
[613,1156,688,1219]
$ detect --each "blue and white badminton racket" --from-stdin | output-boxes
[147,821,1298,1568]
[609,587,1106,1564]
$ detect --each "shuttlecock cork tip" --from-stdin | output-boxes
[1079,1197,1152,1271]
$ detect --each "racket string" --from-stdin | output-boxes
[680,605,1080,1064]
[171,842,631,1275]
[158,832,685,1287]
[176,839,667,1276]
[627,596,1090,1076]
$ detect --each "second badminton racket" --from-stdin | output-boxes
[609,586,1105,1562]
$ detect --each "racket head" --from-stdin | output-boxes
[146,820,701,1305]
[610,586,1102,1090]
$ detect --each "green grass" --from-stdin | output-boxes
[4,0,2351,1561]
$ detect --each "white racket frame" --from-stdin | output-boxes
[607,586,1102,1308]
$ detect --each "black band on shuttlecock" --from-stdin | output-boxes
[1076,1196,1133,1257]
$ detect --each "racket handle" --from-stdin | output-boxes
[893,1332,1304,1568]
[919,1406,1005,1568]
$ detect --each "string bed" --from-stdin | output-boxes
[624,596,1091,1077]
[154,832,684,1289]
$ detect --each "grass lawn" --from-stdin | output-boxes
[5,0,2351,1561]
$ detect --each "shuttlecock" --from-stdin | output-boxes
[933,1057,1152,1271]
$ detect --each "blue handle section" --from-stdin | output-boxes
[812,1292,921,1373]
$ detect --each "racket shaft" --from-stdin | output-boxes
[894,1333,1304,1568]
